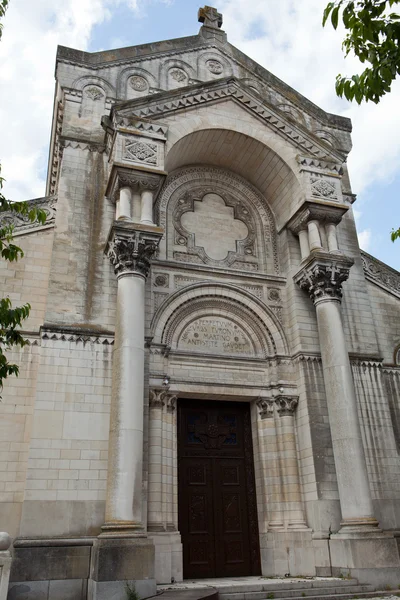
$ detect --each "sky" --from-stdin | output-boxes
[0,0,399,270]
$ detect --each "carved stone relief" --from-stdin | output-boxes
[178,316,253,356]
[154,273,169,288]
[156,166,278,275]
[207,59,223,74]
[310,176,338,200]
[124,138,158,166]
[85,86,104,101]
[130,75,148,91]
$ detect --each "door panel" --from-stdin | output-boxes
[178,400,260,579]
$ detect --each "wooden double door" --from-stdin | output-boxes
[178,400,261,579]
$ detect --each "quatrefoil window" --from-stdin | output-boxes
[181,193,248,260]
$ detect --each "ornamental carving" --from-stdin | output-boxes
[207,59,223,74]
[107,229,161,278]
[149,387,176,410]
[129,75,148,91]
[294,253,354,304]
[154,273,169,287]
[275,395,298,416]
[124,139,158,165]
[0,196,57,232]
[170,68,187,82]
[85,86,104,101]
[156,166,278,274]
[310,176,338,200]
[256,398,275,419]
[361,250,400,299]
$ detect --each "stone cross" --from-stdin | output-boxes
[198,5,223,29]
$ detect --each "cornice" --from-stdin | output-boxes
[56,38,351,133]
[112,78,345,163]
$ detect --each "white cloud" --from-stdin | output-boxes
[0,0,115,200]
[358,229,372,252]
[1,0,400,215]
[220,0,400,197]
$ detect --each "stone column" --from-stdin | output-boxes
[298,229,310,260]
[148,388,167,532]
[275,396,307,529]
[103,223,163,535]
[141,189,154,225]
[257,398,284,530]
[294,252,379,532]
[117,186,132,221]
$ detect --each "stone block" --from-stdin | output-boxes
[329,533,400,586]
[88,579,156,600]
[10,545,91,582]
[8,581,49,600]
[90,537,155,582]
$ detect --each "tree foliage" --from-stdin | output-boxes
[323,0,400,104]
[0,0,47,394]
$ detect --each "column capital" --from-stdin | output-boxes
[286,200,348,235]
[275,395,299,416]
[256,398,275,419]
[106,165,166,203]
[149,386,177,411]
[294,251,354,305]
[106,222,163,279]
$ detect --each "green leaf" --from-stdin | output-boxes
[331,5,341,28]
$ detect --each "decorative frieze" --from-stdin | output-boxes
[124,139,158,166]
[294,251,354,304]
[361,250,400,299]
[310,176,338,200]
[0,196,57,233]
[106,223,163,279]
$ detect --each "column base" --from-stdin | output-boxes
[337,517,381,534]
[89,537,156,600]
[329,530,400,587]
[100,521,146,538]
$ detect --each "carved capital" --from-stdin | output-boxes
[275,395,298,416]
[256,398,275,419]
[294,252,354,304]
[149,387,177,411]
[286,201,348,235]
[106,222,163,279]
[106,165,165,203]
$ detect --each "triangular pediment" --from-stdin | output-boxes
[111,77,346,164]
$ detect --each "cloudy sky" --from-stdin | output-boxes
[0,0,399,269]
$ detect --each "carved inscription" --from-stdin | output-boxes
[178,317,253,356]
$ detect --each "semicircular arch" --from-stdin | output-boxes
[151,282,289,358]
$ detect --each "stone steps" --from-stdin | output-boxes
[218,583,372,600]
[154,578,400,600]
[218,587,372,600]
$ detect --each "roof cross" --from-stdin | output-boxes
[198,5,223,29]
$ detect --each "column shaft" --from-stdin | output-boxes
[298,229,310,260]
[315,298,376,527]
[117,186,132,220]
[148,394,164,531]
[141,190,154,225]
[307,220,322,251]
[326,223,339,252]
[105,273,145,529]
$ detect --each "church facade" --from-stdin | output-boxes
[1,6,400,599]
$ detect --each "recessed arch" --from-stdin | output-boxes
[151,282,289,358]
[163,127,303,230]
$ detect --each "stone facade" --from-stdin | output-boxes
[1,6,400,599]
